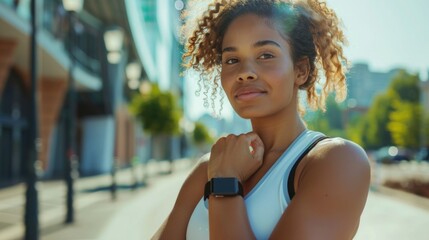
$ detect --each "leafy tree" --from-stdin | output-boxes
[325,94,344,130]
[305,94,346,138]
[389,70,420,103]
[192,122,213,146]
[362,93,395,149]
[359,70,422,149]
[130,84,182,135]
[388,101,422,149]
[345,114,366,146]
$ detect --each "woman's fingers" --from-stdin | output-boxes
[244,132,264,159]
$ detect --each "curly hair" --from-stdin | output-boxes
[181,0,349,114]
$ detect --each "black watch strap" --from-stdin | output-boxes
[204,177,244,201]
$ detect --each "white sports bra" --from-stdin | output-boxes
[186,130,326,240]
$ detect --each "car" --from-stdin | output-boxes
[416,147,429,161]
[375,146,412,164]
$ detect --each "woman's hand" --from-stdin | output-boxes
[208,132,264,182]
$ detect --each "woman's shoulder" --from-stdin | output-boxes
[313,137,369,165]
[298,137,371,190]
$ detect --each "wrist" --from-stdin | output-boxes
[204,177,244,201]
[208,170,242,182]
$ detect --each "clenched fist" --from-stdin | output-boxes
[207,132,265,182]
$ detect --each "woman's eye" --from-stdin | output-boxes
[259,53,274,59]
[225,58,238,64]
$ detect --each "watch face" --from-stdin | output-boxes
[212,178,239,196]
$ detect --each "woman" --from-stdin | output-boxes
[153,0,370,239]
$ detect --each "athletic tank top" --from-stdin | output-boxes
[186,130,326,240]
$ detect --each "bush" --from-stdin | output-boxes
[130,84,182,135]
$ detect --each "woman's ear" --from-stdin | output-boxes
[294,57,310,86]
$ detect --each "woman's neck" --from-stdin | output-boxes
[250,110,306,153]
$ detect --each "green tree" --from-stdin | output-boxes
[389,70,420,103]
[192,122,213,146]
[345,114,366,146]
[359,70,422,149]
[362,93,395,149]
[305,94,346,138]
[130,84,182,135]
[388,101,422,149]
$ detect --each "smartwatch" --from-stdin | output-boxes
[204,177,244,201]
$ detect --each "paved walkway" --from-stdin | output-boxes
[0,159,195,240]
[1,159,429,239]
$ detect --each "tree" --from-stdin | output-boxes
[192,122,213,146]
[130,84,182,135]
[130,83,182,164]
[192,121,213,156]
[359,70,422,149]
[305,94,346,138]
[362,93,395,149]
[388,101,422,149]
[389,70,420,103]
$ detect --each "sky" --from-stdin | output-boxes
[184,0,429,121]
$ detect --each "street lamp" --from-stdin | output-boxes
[62,0,83,224]
[126,62,141,90]
[25,1,39,239]
[103,27,124,200]
[104,27,124,64]
[62,0,83,12]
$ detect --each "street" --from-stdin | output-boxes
[1,159,429,239]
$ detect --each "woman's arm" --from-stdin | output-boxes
[206,133,265,239]
[270,138,371,240]
[151,155,209,240]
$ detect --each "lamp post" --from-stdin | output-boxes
[103,27,124,200]
[62,0,83,224]
[126,62,142,90]
[25,0,39,239]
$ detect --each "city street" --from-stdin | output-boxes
[1,159,429,239]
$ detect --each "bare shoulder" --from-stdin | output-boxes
[271,138,371,239]
[298,136,371,201]
[300,137,370,187]
[309,137,370,173]
[311,137,369,164]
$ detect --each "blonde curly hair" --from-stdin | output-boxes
[181,0,349,115]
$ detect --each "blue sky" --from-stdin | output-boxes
[185,0,429,121]
[328,0,428,77]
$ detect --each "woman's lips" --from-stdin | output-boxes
[234,87,267,101]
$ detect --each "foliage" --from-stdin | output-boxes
[361,93,395,149]
[388,70,421,103]
[130,84,182,135]
[192,122,213,146]
[305,94,346,138]
[387,101,422,148]
[353,70,424,149]
[307,69,426,150]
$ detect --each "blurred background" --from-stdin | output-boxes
[0,0,428,239]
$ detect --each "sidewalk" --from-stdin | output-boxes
[0,158,196,240]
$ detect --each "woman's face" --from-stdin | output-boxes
[220,14,300,119]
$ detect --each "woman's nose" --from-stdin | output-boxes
[237,63,257,82]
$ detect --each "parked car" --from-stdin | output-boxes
[375,146,412,164]
[415,147,429,161]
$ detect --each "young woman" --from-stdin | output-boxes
[153,0,370,239]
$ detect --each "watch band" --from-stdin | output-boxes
[204,177,244,201]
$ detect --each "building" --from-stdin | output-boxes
[346,63,400,109]
[0,0,184,187]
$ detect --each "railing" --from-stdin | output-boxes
[42,0,104,76]
[0,0,105,76]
